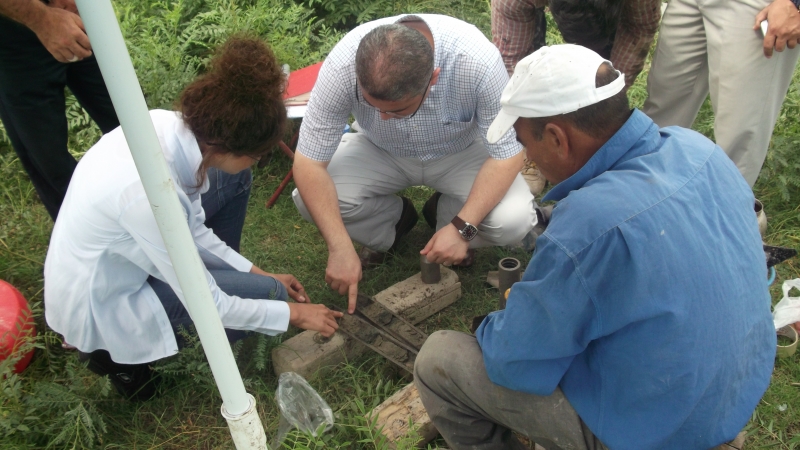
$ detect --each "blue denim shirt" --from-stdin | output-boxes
[477,110,774,449]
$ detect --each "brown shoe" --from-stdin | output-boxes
[359,196,418,268]
[358,245,387,267]
[454,249,477,268]
[522,158,546,195]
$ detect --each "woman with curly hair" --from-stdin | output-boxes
[43,36,342,400]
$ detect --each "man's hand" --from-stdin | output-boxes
[420,224,471,265]
[48,0,79,14]
[325,247,362,314]
[288,303,343,337]
[755,0,800,57]
[0,0,91,62]
[33,7,91,63]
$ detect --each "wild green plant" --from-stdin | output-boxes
[116,0,341,111]
[1,327,111,449]
[302,0,492,35]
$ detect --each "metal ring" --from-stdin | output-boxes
[68,56,79,63]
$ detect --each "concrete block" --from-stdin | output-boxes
[368,382,437,448]
[272,267,461,378]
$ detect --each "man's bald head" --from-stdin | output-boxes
[355,24,434,101]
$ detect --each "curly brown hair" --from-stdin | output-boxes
[178,35,286,182]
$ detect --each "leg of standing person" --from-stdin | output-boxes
[642,0,710,130]
[414,331,607,450]
[66,54,119,133]
[701,0,800,186]
[0,17,75,220]
[492,0,543,75]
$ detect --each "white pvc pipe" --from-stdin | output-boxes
[75,1,267,448]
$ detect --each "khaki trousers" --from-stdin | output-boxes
[414,331,607,450]
[643,0,800,187]
[292,133,536,251]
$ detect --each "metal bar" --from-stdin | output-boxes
[266,168,293,208]
[420,255,441,284]
[355,294,428,349]
[498,257,521,309]
[332,306,419,373]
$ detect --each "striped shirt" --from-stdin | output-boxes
[296,14,522,162]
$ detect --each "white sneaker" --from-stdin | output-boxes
[755,199,767,238]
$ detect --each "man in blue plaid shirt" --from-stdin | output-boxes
[291,14,537,313]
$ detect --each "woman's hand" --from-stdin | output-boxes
[250,265,309,302]
[287,303,343,337]
[270,273,309,303]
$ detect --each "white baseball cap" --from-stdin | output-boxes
[487,44,626,144]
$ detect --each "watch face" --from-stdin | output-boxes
[461,223,479,241]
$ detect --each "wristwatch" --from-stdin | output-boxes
[451,215,478,241]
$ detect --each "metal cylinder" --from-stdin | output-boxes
[498,257,521,309]
[420,255,441,284]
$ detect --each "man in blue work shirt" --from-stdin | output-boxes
[414,44,775,450]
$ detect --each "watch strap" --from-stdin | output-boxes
[451,215,467,231]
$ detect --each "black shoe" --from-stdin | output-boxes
[422,192,441,229]
[79,350,159,401]
[391,196,418,250]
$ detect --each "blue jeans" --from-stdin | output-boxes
[148,168,288,346]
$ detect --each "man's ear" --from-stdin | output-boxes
[543,122,570,161]
[430,67,442,86]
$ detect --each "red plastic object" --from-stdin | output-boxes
[282,62,322,100]
[0,280,36,373]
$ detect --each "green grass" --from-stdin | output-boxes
[1,0,799,448]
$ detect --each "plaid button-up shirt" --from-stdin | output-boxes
[297,14,522,162]
[492,0,662,87]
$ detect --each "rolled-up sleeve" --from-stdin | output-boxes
[476,236,599,395]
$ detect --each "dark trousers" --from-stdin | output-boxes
[0,16,118,220]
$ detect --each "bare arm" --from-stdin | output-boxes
[421,151,525,264]
[293,152,362,313]
[0,0,92,62]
